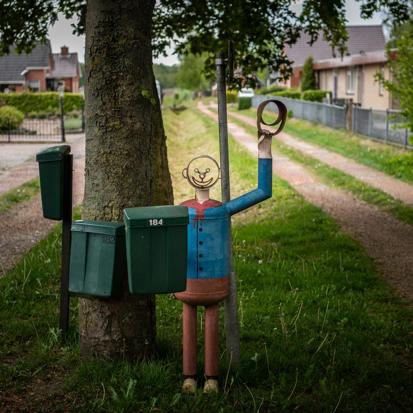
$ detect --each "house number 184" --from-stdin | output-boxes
[149,219,163,226]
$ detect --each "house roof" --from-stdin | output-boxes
[49,52,79,78]
[0,41,51,83]
[286,25,386,67]
[313,49,388,70]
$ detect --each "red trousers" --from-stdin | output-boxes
[182,303,219,377]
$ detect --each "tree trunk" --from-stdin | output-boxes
[79,0,173,360]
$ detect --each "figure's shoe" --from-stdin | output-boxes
[182,378,197,394]
[203,379,219,393]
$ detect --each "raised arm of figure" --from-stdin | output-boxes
[225,99,287,216]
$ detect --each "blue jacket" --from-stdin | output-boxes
[185,158,272,280]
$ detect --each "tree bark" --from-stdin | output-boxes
[79,0,173,360]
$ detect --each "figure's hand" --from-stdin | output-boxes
[258,133,273,159]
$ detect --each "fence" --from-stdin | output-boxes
[0,110,84,143]
[252,95,411,149]
[253,94,347,129]
[352,107,410,148]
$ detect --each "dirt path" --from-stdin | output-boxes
[0,136,85,277]
[227,109,413,206]
[198,102,413,304]
[0,134,85,196]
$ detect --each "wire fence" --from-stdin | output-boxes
[252,95,411,149]
[0,111,84,143]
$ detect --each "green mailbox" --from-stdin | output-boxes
[124,205,188,294]
[36,145,71,220]
[69,221,126,298]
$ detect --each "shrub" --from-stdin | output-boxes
[238,97,252,110]
[274,89,301,99]
[256,85,286,95]
[0,92,84,114]
[287,110,294,118]
[0,105,24,130]
[226,90,238,103]
[301,56,316,91]
[302,89,329,102]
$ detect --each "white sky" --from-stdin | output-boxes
[48,0,382,65]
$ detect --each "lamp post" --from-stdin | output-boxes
[58,83,66,143]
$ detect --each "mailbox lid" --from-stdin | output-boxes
[124,205,188,228]
[36,145,71,162]
[71,220,125,236]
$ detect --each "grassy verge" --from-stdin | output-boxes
[1,104,412,412]
[227,111,413,226]
[236,107,413,184]
[0,178,39,214]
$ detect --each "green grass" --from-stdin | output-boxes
[227,112,413,226]
[237,107,413,184]
[0,179,40,214]
[0,105,412,412]
[64,117,83,130]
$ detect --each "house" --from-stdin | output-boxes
[280,25,392,110]
[0,41,80,93]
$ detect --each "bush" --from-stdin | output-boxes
[226,90,238,103]
[256,85,286,95]
[302,90,329,102]
[238,97,252,110]
[274,89,301,99]
[301,56,316,91]
[0,92,84,114]
[0,105,24,130]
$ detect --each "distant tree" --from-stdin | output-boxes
[301,56,316,91]
[153,63,179,89]
[176,53,209,91]
[380,21,413,130]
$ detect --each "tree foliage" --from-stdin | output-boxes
[301,56,316,91]
[153,63,178,89]
[176,53,209,91]
[0,1,410,79]
[381,20,413,130]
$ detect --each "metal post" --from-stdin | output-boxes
[216,51,240,366]
[60,94,66,143]
[385,109,389,143]
[59,154,73,341]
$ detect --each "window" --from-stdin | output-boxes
[27,80,40,92]
[346,68,356,94]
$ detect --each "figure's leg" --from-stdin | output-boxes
[182,303,197,393]
[204,304,219,393]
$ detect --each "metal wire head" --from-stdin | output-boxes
[182,155,221,189]
[256,99,288,138]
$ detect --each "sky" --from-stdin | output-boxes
[48,0,383,65]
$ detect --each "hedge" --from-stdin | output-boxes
[301,89,329,102]
[0,106,24,130]
[256,85,286,95]
[273,89,301,99]
[238,97,252,110]
[226,90,238,103]
[0,92,84,114]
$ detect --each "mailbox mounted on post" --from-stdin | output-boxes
[36,144,73,341]
[123,205,189,294]
[69,221,126,298]
[36,145,71,220]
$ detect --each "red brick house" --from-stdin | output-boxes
[0,41,81,93]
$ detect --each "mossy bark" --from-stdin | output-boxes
[79,0,173,360]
